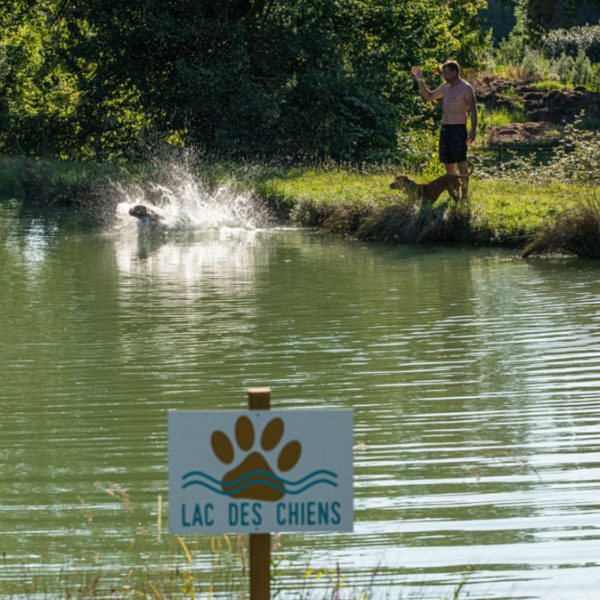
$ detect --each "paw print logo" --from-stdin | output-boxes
[211,416,301,501]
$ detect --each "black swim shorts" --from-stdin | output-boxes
[439,124,468,164]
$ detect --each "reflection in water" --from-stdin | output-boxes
[114,228,265,288]
[1,198,600,598]
[112,228,273,373]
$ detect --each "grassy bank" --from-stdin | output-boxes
[254,166,593,245]
[1,155,597,251]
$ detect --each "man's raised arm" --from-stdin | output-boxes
[411,66,445,102]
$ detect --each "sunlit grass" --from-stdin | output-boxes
[492,63,530,81]
[470,178,578,240]
[259,168,396,206]
[476,105,528,146]
[479,105,527,128]
[528,80,571,92]
[258,167,590,243]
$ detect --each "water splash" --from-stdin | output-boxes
[114,161,268,232]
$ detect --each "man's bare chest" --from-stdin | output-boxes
[444,89,467,106]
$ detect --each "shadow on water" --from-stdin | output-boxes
[4,197,98,234]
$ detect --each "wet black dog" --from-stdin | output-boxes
[128,204,166,231]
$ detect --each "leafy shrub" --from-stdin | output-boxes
[395,128,439,174]
[542,25,600,62]
[521,48,552,80]
[0,0,492,162]
[555,52,576,84]
[548,50,600,90]
[572,49,600,89]
[495,34,528,66]
[549,119,600,181]
[496,46,600,91]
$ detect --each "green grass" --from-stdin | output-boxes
[0,155,151,201]
[259,168,396,207]
[476,105,529,145]
[257,167,590,243]
[470,178,578,239]
[528,80,571,92]
[479,106,527,128]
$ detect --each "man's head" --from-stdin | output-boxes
[441,60,460,83]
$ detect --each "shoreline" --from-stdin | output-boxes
[1,155,596,254]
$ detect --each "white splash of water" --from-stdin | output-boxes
[114,163,267,232]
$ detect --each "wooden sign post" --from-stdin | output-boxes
[247,387,271,600]
[168,390,353,600]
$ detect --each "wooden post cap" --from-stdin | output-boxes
[247,387,271,395]
[247,387,271,410]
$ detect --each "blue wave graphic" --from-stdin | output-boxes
[182,468,338,488]
[180,469,339,496]
[181,471,223,486]
[182,477,338,496]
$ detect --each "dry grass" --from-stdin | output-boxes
[288,195,471,244]
[356,201,469,244]
[522,196,600,258]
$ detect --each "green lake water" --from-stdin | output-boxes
[1,192,600,599]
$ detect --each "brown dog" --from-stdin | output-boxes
[390,162,474,207]
[390,173,461,205]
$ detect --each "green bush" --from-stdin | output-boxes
[548,50,600,91]
[572,49,600,88]
[495,34,528,66]
[395,128,439,174]
[521,48,552,79]
[542,24,600,62]
[550,118,600,182]
[494,45,600,92]
[555,52,576,84]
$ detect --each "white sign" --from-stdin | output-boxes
[169,410,353,534]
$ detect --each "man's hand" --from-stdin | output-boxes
[411,66,424,81]
[467,130,476,144]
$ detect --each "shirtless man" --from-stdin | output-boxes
[411,60,477,201]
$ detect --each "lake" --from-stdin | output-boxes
[1,188,600,599]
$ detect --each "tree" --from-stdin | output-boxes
[1,0,490,161]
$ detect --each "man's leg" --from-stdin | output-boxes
[457,161,469,200]
[445,163,458,176]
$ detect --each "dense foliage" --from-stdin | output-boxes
[491,3,600,90]
[0,0,489,162]
[542,24,600,61]
[481,0,600,44]
[519,0,600,42]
